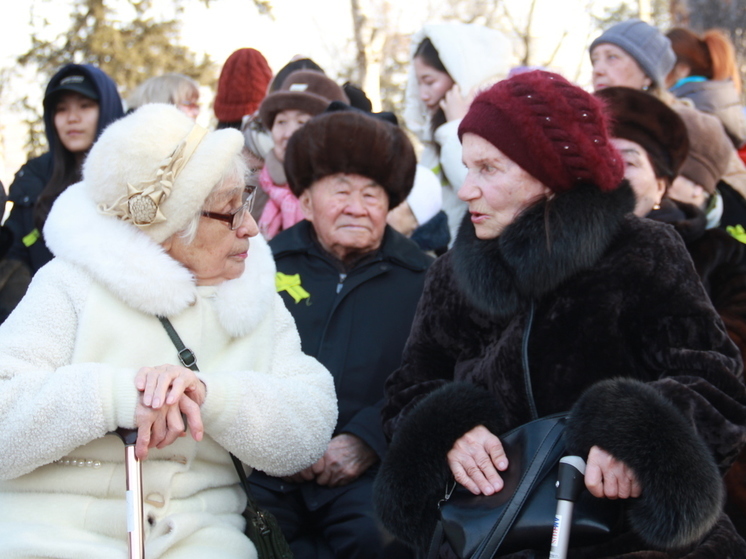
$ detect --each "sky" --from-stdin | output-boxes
[0,0,608,190]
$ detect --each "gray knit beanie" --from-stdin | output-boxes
[590,19,676,87]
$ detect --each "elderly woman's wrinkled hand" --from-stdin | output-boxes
[585,445,642,499]
[134,364,207,459]
[136,364,206,408]
[448,425,508,496]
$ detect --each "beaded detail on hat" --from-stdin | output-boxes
[99,124,208,227]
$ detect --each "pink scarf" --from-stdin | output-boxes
[258,165,305,239]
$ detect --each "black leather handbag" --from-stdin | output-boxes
[427,302,624,559]
[429,413,624,559]
[159,317,294,559]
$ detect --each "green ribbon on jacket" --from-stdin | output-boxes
[22,228,40,247]
[275,272,310,304]
[726,224,746,244]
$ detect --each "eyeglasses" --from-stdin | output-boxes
[201,185,257,230]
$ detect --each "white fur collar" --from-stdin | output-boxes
[45,183,276,337]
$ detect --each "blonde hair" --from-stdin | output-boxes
[128,73,200,111]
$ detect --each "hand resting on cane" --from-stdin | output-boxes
[134,364,207,460]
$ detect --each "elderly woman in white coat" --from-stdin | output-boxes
[0,104,337,559]
[405,22,512,243]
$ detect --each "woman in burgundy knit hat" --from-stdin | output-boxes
[374,70,746,558]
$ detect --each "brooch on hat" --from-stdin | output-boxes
[99,124,207,227]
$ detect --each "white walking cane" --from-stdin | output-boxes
[112,427,145,559]
[549,456,587,559]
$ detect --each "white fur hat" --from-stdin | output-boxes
[408,165,442,225]
[84,103,244,243]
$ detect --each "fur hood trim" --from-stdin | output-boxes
[564,377,724,549]
[373,383,505,550]
[44,182,275,335]
[451,182,635,317]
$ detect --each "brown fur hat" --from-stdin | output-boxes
[284,111,416,209]
[596,86,689,180]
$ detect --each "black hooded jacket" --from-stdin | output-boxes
[5,63,124,274]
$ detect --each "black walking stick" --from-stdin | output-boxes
[112,427,145,559]
[549,456,587,559]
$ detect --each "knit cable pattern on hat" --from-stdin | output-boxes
[459,70,624,193]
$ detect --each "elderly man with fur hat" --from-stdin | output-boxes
[248,109,431,559]
[0,104,337,558]
[374,71,746,558]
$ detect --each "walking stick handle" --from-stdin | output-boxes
[549,456,587,559]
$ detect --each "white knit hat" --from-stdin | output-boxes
[84,103,244,243]
[407,165,442,225]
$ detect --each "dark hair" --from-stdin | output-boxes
[269,58,325,94]
[414,38,449,75]
[413,38,450,137]
[216,120,242,130]
[34,91,93,229]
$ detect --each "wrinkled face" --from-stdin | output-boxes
[300,173,389,261]
[271,109,312,162]
[414,56,455,114]
[53,91,100,154]
[163,181,259,285]
[611,137,667,216]
[459,133,551,240]
[669,175,708,209]
[591,44,652,91]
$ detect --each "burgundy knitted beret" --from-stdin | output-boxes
[459,70,624,193]
[214,48,273,123]
[284,111,416,209]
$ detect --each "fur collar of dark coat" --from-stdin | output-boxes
[451,181,635,318]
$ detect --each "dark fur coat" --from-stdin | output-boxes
[374,183,746,558]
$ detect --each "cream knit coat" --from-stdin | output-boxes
[0,183,337,558]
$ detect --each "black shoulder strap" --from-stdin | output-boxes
[158,316,198,371]
[157,315,259,513]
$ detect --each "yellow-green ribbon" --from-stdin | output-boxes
[727,225,746,244]
[276,272,310,303]
[22,228,40,247]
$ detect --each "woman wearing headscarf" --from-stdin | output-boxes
[374,71,746,558]
[0,104,337,558]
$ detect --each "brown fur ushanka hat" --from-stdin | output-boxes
[284,111,416,209]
